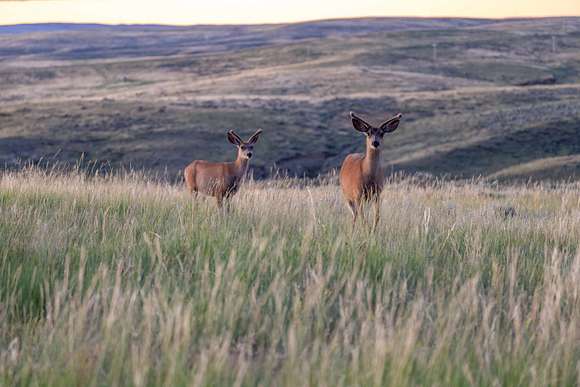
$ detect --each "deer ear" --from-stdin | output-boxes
[350,112,372,133]
[227,130,242,146]
[380,113,403,134]
[247,129,263,145]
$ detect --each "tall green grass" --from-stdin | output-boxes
[1,168,579,386]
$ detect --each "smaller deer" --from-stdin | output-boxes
[339,112,402,229]
[184,129,262,208]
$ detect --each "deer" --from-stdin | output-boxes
[339,112,403,230]
[184,129,262,208]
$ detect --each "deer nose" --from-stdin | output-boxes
[372,141,380,148]
[247,152,253,158]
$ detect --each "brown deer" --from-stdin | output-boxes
[184,129,262,208]
[339,112,402,229]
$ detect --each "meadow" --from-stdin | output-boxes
[1,16,580,387]
[1,167,579,386]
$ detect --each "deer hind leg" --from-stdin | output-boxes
[217,196,233,219]
[184,163,197,195]
[347,200,359,230]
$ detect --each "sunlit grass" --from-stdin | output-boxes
[1,167,579,386]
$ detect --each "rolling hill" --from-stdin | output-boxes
[1,17,579,181]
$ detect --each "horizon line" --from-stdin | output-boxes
[1,15,580,28]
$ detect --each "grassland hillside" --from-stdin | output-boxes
[1,168,579,385]
[1,18,580,180]
[2,18,580,386]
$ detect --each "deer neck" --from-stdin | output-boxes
[234,156,249,179]
[362,145,381,178]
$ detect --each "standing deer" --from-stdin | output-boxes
[184,129,262,208]
[339,112,403,229]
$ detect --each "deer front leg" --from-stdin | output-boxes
[190,189,198,201]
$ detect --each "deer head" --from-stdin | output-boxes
[227,129,263,160]
[350,112,402,150]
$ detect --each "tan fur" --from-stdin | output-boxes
[340,149,384,204]
[184,129,262,208]
[339,112,402,229]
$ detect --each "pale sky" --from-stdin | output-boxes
[0,0,579,25]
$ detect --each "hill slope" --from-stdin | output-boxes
[1,17,580,180]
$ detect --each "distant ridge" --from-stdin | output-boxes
[1,17,577,36]
[0,18,513,35]
[0,23,192,34]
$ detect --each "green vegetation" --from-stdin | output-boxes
[1,19,580,386]
[1,168,579,385]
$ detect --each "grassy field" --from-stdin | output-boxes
[1,18,580,385]
[1,168,579,385]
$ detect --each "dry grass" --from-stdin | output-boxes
[1,167,579,385]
